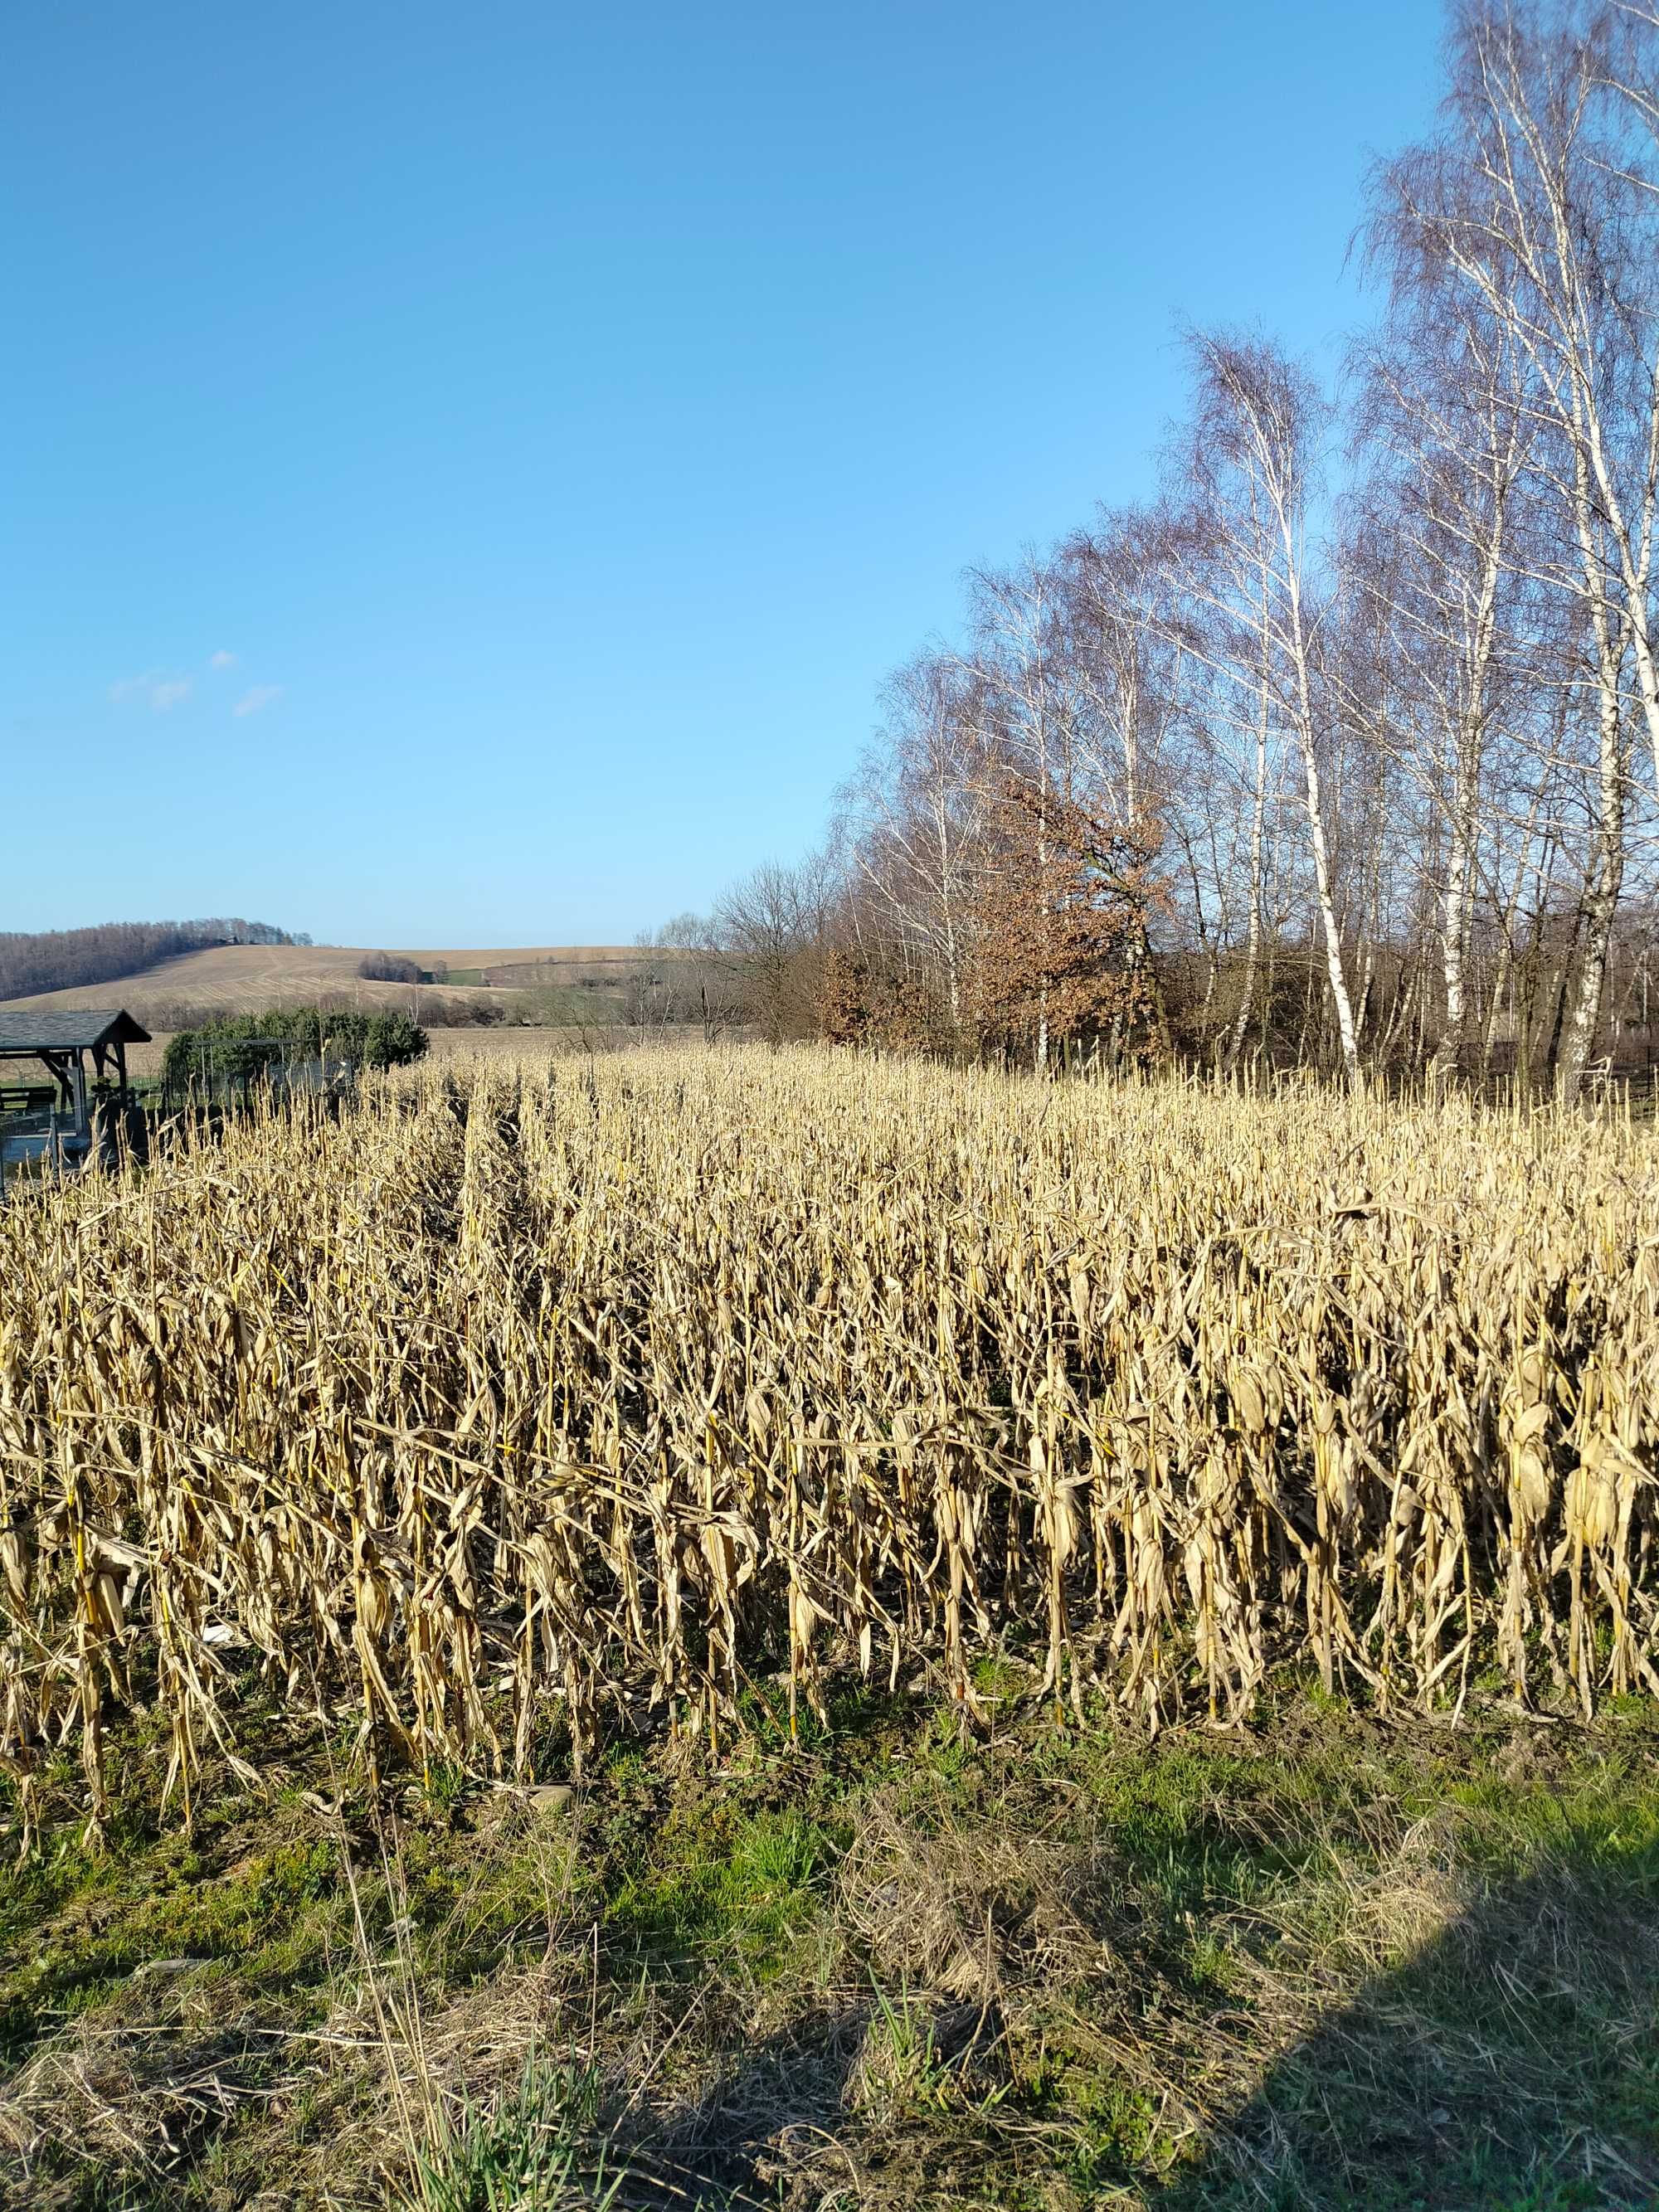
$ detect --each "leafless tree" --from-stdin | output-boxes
[834,651,993,1041]
[1374,0,1656,1092]
[715,855,838,1043]
[1172,332,1363,1087]
[701,1,1659,1096]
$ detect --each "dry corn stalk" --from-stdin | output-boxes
[0,1048,1655,1846]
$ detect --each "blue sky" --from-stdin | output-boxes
[4,1,1446,946]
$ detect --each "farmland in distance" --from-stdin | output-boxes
[0,941,654,1026]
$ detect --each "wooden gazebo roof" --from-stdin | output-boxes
[0,1009,151,1054]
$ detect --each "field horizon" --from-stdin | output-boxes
[0,940,656,1025]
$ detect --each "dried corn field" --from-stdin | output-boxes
[2,1048,1657,1844]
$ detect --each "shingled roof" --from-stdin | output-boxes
[0,1009,152,1053]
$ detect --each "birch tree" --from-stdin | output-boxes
[1376,0,1652,1092]
[1179,333,1364,1087]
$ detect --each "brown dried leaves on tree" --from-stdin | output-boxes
[816,950,942,1053]
[964,775,1161,1060]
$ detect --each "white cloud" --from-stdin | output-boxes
[208,649,237,670]
[110,671,192,712]
[232,683,283,718]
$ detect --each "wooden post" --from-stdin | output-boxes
[38,1051,71,1113]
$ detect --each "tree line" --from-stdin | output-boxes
[664,2,1659,1098]
[0,919,308,1004]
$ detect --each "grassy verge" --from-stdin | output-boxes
[1,1674,1654,2210]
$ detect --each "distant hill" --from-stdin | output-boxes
[0,919,303,1002]
[0,941,650,1026]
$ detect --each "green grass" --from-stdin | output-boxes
[408,2057,624,2212]
[1,1684,1656,2210]
[606,1802,840,1973]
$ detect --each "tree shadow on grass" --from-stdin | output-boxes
[602,1977,1024,2209]
[1159,1836,1659,2212]
[605,1998,869,2209]
[606,1835,1659,2211]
